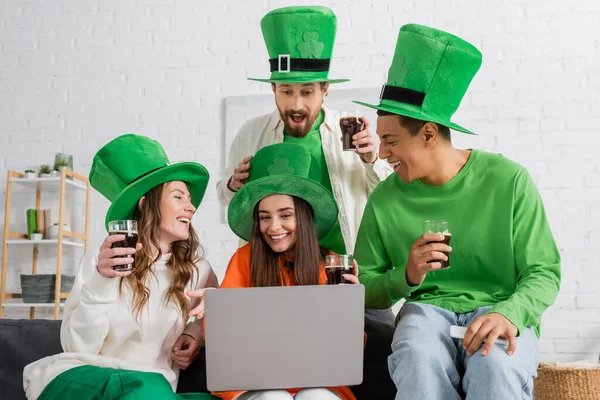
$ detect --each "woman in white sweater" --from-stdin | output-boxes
[23,134,219,400]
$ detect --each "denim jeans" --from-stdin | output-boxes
[388,303,539,400]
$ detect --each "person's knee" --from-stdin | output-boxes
[260,391,293,400]
[390,335,451,369]
[465,348,528,384]
[238,390,293,400]
[389,337,461,389]
[114,371,175,397]
[294,388,340,400]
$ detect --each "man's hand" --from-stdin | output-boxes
[462,313,518,357]
[351,117,378,164]
[406,233,452,286]
[227,155,252,192]
[171,334,200,370]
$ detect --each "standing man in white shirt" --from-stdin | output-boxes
[217,5,392,255]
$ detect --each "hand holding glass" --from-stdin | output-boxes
[108,220,138,271]
[423,220,451,269]
[325,254,354,284]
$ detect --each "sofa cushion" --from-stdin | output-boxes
[0,319,209,400]
[0,319,62,400]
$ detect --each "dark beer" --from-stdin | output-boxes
[427,234,452,269]
[109,230,139,271]
[340,117,365,151]
[325,265,354,284]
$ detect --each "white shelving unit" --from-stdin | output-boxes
[1,169,90,320]
[2,300,66,308]
[6,239,85,247]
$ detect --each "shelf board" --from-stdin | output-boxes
[1,301,65,308]
[6,239,85,247]
[10,177,87,192]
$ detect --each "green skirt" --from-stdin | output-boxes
[39,365,218,400]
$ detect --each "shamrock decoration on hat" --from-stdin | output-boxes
[354,24,483,134]
[248,6,349,84]
[227,143,338,242]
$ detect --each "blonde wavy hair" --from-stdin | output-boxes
[119,182,202,321]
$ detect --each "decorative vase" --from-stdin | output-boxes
[48,223,71,239]
[58,166,73,180]
[54,153,73,170]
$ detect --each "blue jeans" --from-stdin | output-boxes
[388,303,539,400]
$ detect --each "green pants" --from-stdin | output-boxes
[39,365,218,400]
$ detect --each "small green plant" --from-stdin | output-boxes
[33,230,40,234]
[54,159,70,168]
[24,169,35,173]
[39,164,52,174]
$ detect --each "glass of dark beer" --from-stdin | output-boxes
[108,220,138,271]
[423,219,451,269]
[325,254,354,284]
[339,110,366,151]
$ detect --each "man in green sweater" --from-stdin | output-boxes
[353,24,561,399]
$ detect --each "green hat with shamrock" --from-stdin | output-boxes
[354,24,482,134]
[248,6,349,84]
[89,134,210,230]
[228,143,338,242]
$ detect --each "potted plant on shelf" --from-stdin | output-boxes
[54,153,73,169]
[39,165,52,178]
[24,169,36,179]
[30,230,43,241]
[54,159,72,179]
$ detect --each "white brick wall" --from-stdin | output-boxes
[1,0,599,363]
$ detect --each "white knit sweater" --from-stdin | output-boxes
[23,248,218,399]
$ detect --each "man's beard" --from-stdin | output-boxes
[279,108,319,138]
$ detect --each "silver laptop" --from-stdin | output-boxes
[204,284,365,392]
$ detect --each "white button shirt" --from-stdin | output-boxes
[217,105,392,254]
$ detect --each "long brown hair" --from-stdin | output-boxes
[250,195,328,287]
[120,182,201,321]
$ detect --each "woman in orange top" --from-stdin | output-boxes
[189,143,360,400]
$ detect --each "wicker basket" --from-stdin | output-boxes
[534,362,600,400]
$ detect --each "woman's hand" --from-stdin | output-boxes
[96,235,143,278]
[186,287,216,319]
[343,259,360,284]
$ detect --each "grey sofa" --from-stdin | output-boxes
[0,313,396,400]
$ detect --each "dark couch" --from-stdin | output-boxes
[0,312,396,400]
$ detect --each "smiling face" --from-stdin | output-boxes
[158,181,196,249]
[257,194,297,254]
[273,82,328,138]
[377,115,433,183]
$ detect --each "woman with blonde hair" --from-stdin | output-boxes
[23,134,219,400]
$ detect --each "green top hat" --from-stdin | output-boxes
[228,143,338,243]
[354,24,482,134]
[89,134,210,230]
[248,6,349,84]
